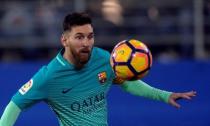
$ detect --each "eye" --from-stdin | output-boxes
[88,34,94,39]
[75,35,84,40]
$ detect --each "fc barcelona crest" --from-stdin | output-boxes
[98,71,107,84]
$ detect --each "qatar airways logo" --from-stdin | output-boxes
[70,92,105,114]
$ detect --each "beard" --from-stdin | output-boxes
[71,46,92,66]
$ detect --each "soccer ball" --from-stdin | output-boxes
[110,39,152,80]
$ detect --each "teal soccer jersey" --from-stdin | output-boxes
[12,47,115,126]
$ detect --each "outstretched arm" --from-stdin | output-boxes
[0,101,21,126]
[121,80,196,108]
[121,80,172,103]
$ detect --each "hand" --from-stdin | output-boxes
[168,91,196,108]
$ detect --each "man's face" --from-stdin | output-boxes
[63,24,94,65]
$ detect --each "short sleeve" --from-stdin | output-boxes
[12,66,49,110]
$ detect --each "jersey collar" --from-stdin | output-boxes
[56,49,70,67]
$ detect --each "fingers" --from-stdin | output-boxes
[185,91,196,96]
[189,91,197,96]
[169,91,197,108]
[181,91,197,99]
[170,99,181,108]
[181,95,192,100]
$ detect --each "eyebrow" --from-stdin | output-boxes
[75,32,94,36]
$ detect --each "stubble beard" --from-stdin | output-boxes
[71,47,92,69]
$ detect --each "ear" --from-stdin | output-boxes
[61,34,67,47]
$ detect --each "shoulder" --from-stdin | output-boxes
[32,58,58,84]
[32,66,49,86]
[45,55,65,74]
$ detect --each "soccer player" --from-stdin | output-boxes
[0,12,196,126]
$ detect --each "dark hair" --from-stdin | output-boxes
[63,12,92,32]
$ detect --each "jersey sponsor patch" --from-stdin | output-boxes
[98,71,107,84]
[19,79,33,95]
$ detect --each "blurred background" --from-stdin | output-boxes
[0,0,210,126]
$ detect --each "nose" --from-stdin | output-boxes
[82,38,89,47]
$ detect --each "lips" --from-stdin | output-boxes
[80,48,90,53]
[81,50,89,53]
[77,48,91,64]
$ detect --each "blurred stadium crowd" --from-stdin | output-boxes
[0,0,210,62]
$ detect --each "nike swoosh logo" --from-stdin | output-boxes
[62,88,72,94]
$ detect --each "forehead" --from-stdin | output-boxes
[70,24,93,34]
